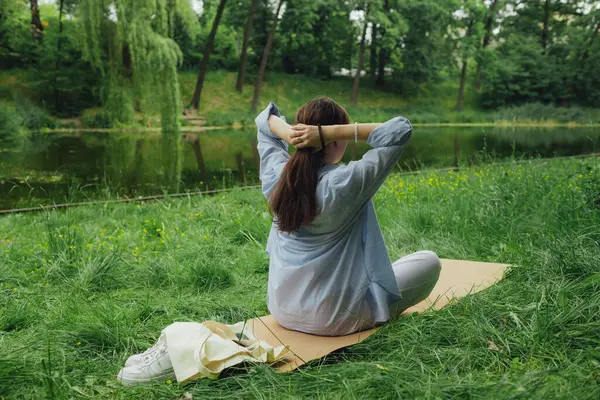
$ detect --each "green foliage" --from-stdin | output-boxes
[479,2,600,108]
[78,0,183,125]
[33,14,101,117]
[0,0,40,68]
[1,0,600,125]
[278,0,355,77]
[480,35,565,107]
[392,0,458,93]
[13,93,56,130]
[0,101,24,139]
[0,95,55,142]
[80,110,114,129]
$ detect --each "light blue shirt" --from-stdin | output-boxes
[256,103,413,336]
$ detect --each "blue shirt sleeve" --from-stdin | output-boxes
[256,103,289,199]
[326,117,412,220]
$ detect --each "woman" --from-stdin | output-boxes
[117,98,441,386]
[258,97,441,336]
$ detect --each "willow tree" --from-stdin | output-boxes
[78,0,193,190]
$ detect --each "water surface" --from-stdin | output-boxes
[0,126,597,210]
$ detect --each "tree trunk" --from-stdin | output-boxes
[475,0,498,90]
[474,62,483,91]
[541,0,550,53]
[236,0,258,92]
[30,0,44,41]
[375,0,389,87]
[351,11,369,105]
[376,48,386,88]
[191,0,228,110]
[250,0,284,113]
[582,21,600,60]
[456,20,473,111]
[54,0,65,114]
[369,24,377,77]
[456,58,468,111]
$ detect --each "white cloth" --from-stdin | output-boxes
[163,320,289,383]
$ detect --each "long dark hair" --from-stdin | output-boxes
[269,97,349,233]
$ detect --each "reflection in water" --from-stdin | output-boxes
[161,131,183,192]
[0,126,597,209]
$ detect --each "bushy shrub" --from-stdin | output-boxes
[29,18,101,117]
[81,110,114,129]
[13,94,56,130]
[480,35,600,109]
[0,102,24,139]
[0,95,56,140]
[0,1,40,68]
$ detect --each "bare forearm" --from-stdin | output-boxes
[322,123,381,144]
[268,115,293,144]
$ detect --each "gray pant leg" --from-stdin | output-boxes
[390,251,441,314]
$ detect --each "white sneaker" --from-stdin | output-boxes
[117,334,176,386]
[124,335,167,367]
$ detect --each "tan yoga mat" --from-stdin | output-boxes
[249,259,508,372]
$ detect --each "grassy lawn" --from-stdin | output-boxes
[3,69,600,128]
[1,157,599,399]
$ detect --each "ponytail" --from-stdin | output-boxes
[269,149,323,233]
[268,96,349,233]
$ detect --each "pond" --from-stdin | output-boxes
[0,126,598,210]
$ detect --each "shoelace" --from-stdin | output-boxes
[141,336,167,366]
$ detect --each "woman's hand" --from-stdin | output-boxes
[290,124,322,150]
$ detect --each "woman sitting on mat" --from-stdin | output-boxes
[117,97,442,386]
[258,97,441,336]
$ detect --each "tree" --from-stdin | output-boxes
[236,0,258,92]
[477,0,600,107]
[541,0,550,53]
[29,0,43,41]
[191,0,228,110]
[475,0,500,90]
[351,3,369,105]
[369,22,378,77]
[53,0,65,114]
[455,1,484,111]
[250,0,285,113]
[278,0,355,78]
[371,0,406,88]
[79,0,188,189]
[0,0,38,68]
[456,18,474,111]
[396,0,458,94]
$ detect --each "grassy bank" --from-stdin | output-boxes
[179,71,600,126]
[1,157,599,399]
[2,69,600,129]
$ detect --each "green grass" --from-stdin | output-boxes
[2,68,600,128]
[180,70,600,126]
[1,157,600,399]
